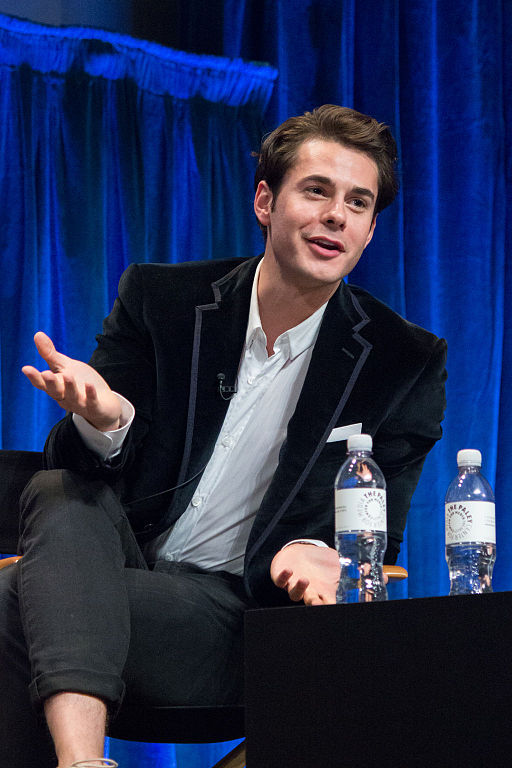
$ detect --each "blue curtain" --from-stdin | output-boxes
[0,12,276,452]
[223,0,512,598]
[1,1,511,765]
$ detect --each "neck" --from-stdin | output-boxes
[257,256,339,354]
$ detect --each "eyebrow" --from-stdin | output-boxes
[302,175,375,201]
[351,186,375,201]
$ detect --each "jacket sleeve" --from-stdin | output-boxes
[373,335,447,564]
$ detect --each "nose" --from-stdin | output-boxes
[322,201,346,228]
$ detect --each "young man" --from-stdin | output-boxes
[0,105,446,767]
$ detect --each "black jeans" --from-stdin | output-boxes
[0,470,249,768]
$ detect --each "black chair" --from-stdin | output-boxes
[0,449,245,768]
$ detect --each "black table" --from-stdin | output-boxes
[245,592,512,767]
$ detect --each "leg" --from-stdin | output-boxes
[17,470,147,710]
[44,693,107,768]
[119,561,250,709]
[1,470,249,764]
[0,563,57,767]
[0,469,146,767]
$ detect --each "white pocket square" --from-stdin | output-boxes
[326,423,362,443]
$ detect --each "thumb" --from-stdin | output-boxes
[33,331,66,371]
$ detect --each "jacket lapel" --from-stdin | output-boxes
[257,280,373,529]
[174,257,260,489]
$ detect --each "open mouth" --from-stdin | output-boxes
[306,236,344,255]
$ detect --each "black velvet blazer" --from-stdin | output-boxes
[44,256,447,606]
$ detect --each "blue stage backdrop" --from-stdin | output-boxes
[0,2,511,765]
[220,0,512,600]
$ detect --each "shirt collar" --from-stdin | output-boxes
[245,258,328,361]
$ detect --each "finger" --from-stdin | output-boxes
[306,593,324,606]
[61,373,87,407]
[33,331,65,371]
[301,577,338,606]
[287,577,310,602]
[84,381,100,405]
[41,371,67,401]
[272,568,293,589]
[22,365,47,390]
[308,590,336,606]
[302,584,329,606]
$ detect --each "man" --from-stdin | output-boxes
[0,105,446,767]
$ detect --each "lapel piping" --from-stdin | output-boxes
[175,299,219,488]
[175,258,259,489]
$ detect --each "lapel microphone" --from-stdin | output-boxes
[217,372,237,400]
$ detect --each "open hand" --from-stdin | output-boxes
[22,331,121,431]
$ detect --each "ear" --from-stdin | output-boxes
[254,181,273,227]
[364,214,377,248]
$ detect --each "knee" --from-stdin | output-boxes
[18,470,125,550]
[20,469,68,519]
[19,469,109,531]
[22,469,63,500]
[18,469,68,539]
[21,468,113,507]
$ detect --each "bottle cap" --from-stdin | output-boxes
[457,449,482,467]
[347,433,372,452]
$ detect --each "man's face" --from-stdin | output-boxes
[254,139,379,294]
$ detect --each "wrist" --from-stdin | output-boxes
[282,539,329,550]
[84,414,121,432]
[96,418,121,432]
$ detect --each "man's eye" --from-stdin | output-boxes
[306,187,325,196]
[351,198,367,208]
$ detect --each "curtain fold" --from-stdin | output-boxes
[0,13,276,107]
[0,12,276,452]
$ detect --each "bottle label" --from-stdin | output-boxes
[335,488,387,532]
[445,501,496,544]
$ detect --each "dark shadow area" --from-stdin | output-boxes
[131,0,225,54]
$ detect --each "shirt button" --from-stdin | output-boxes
[191,495,202,507]
[247,376,255,385]
[221,435,234,448]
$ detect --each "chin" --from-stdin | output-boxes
[308,261,352,285]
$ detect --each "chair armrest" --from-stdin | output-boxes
[383,565,408,582]
[0,558,409,580]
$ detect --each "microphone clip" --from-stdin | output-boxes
[217,373,237,401]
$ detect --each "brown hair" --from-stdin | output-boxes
[254,105,399,235]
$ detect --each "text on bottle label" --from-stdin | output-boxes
[335,488,387,533]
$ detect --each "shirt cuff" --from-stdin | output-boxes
[72,393,135,461]
[282,539,329,549]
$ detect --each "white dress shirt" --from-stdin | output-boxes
[74,260,327,575]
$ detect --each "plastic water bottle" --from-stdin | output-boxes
[335,434,387,603]
[445,449,496,595]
